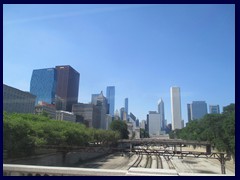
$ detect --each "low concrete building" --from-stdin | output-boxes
[35,101,56,119]
[127,122,133,139]
[56,110,76,122]
[3,84,36,114]
[135,127,140,139]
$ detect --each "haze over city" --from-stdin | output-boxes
[3,4,235,124]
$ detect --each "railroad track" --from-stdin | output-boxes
[131,154,143,168]
[164,155,175,169]
[130,146,176,170]
[145,155,152,168]
[157,155,163,169]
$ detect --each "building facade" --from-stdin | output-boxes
[55,65,80,112]
[4,84,36,114]
[158,98,165,131]
[136,119,139,127]
[140,120,146,130]
[135,127,140,139]
[170,87,182,130]
[191,101,208,120]
[148,111,161,137]
[127,122,133,139]
[35,102,56,119]
[56,110,76,122]
[72,103,101,129]
[128,112,137,132]
[124,98,128,120]
[146,114,149,133]
[106,86,115,117]
[181,120,184,128]
[30,68,57,105]
[187,104,192,122]
[105,114,113,130]
[91,94,99,105]
[120,107,125,120]
[96,91,109,129]
[209,105,220,114]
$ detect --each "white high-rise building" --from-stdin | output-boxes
[170,87,182,130]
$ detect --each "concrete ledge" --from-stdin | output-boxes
[178,173,235,176]
[128,168,178,175]
[3,164,127,176]
[4,164,233,176]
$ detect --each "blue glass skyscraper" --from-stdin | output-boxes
[30,68,57,104]
[106,86,115,117]
[191,101,208,120]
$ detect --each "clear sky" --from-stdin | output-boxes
[3,4,235,125]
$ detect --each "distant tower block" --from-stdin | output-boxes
[170,87,182,130]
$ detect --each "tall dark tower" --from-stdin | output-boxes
[55,65,80,112]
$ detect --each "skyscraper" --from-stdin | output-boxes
[125,98,128,119]
[170,87,182,130]
[106,86,115,117]
[148,111,161,137]
[187,104,192,122]
[96,91,109,129]
[30,68,57,104]
[191,101,208,120]
[55,65,80,112]
[146,114,149,133]
[158,98,165,131]
[120,107,125,120]
[209,105,220,114]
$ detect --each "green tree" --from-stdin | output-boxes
[41,111,50,118]
[3,113,36,157]
[222,104,235,160]
[140,128,149,138]
[3,112,121,158]
[110,120,129,139]
[171,104,235,159]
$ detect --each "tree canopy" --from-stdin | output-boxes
[3,112,120,158]
[110,120,129,139]
[170,104,235,159]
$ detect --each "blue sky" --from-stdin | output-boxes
[3,4,235,124]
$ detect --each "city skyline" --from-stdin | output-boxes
[3,4,235,124]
